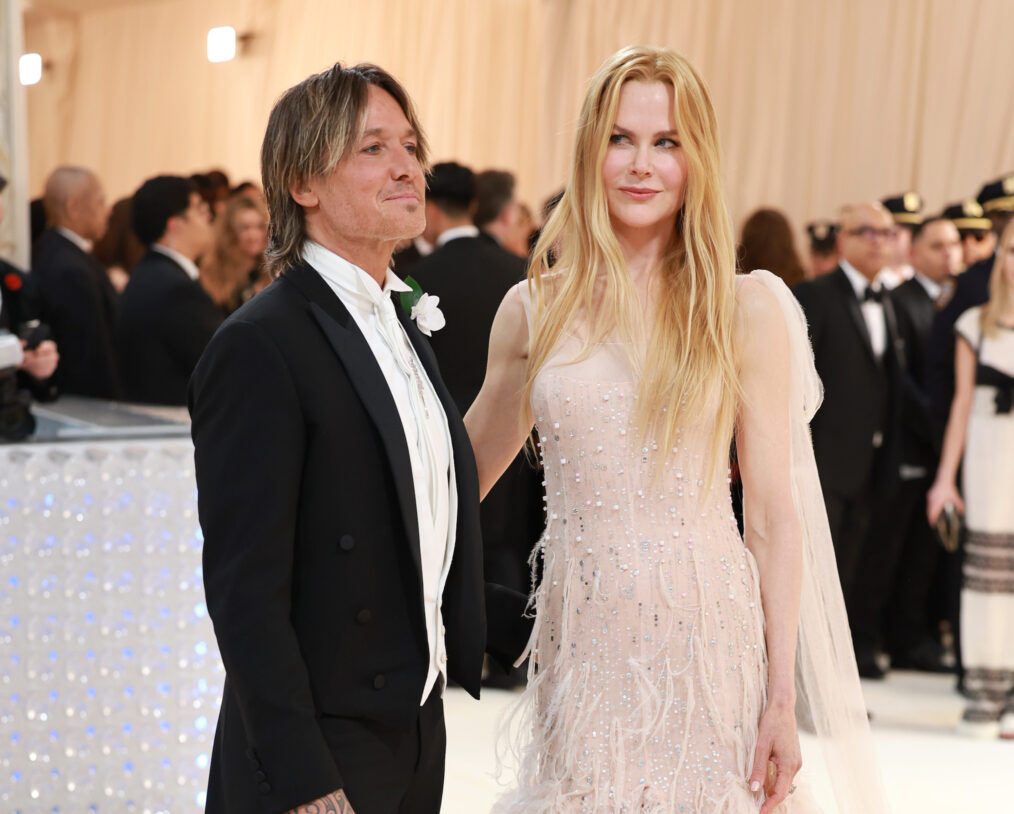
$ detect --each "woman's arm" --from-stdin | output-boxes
[733,277,803,814]
[464,284,535,499]
[927,335,976,522]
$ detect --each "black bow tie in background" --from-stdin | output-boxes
[862,286,884,304]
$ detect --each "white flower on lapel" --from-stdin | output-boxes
[410,293,446,336]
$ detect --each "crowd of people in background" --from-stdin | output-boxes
[1,154,1012,734]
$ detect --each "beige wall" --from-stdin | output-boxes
[23,0,1014,243]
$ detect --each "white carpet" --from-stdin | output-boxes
[443,670,1012,813]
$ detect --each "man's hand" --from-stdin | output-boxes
[289,788,354,813]
[18,339,58,380]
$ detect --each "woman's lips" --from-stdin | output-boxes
[619,187,659,200]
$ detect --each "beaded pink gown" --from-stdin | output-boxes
[495,281,818,813]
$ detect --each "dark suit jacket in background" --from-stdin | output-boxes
[890,276,943,471]
[190,262,530,813]
[115,249,223,405]
[793,266,904,498]
[411,236,543,596]
[32,228,120,399]
[926,253,993,436]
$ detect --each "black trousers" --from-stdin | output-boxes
[318,685,446,814]
[824,489,876,601]
[850,476,940,655]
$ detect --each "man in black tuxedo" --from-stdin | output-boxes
[411,164,541,687]
[793,202,904,676]
[115,175,221,405]
[31,167,119,398]
[474,169,533,258]
[851,217,962,674]
[190,64,530,814]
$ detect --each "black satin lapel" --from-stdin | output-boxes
[881,295,906,370]
[835,269,876,364]
[306,300,423,584]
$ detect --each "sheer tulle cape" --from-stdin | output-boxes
[749,270,891,814]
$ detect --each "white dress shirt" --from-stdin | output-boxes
[302,240,456,704]
[914,272,942,302]
[841,259,887,358]
[435,225,479,247]
[152,244,200,281]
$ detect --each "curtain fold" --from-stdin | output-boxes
[23,0,1014,239]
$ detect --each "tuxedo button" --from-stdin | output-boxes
[872,431,884,448]
[255,769,267,781]
[356,608,372,624]
[244,748,258,762]
[373,674,386,690]
[338,535,355,552]
[257,781,272,794]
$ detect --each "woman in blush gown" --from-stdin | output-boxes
[465,47,889,814]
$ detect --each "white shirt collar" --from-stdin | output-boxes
[840,258,881,298]
[435,225,479,248]
[55,226,93,254]
[152,243,201,281]
[301,240,410,312]
[914,272,942,301]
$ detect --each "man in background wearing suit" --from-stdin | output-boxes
[856,217,962,675]
[115,175,220,405]
[32,166,119,398]
[411,163,541,688]
[191,65,529,814]
[794,201,904,678]
[474,169,533,258]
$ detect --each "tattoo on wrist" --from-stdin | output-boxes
[290,789,350,813]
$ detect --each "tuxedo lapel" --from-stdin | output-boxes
[834,267,877,365]
[282,263,423,585]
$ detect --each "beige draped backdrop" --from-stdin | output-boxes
[22,0,1014,243]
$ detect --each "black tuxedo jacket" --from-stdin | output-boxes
[115,249,223,405]
[409,235,526,415]
[31,228,120,398]
[890,276,942,469]
[926,253,993,434]
[190,261,530,813]
[793,267,904,498]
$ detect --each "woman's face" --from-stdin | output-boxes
[602,80,687,242]
[234,208,268,258]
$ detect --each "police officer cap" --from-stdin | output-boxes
[881,191,923,225]
[806,220,838,253]
[940,198,991,231]
[977,173,1014,214]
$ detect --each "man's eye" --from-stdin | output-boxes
[363,144,381,154]
[405,143,417,154]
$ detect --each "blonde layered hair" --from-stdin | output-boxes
[260,62,430,277]
[981,218,1014,338]
[525,46,738,470]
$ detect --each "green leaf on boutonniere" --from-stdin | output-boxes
[400,276,424,315]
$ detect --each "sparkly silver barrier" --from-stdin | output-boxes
[0,440,221,813]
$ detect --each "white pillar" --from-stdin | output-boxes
[0,0,30,268]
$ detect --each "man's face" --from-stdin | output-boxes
[888,224,912,267]
[172,192,214,259]
[961,229,997,267]
[911,220,962,283]
[305,86,425,254]
[838,204,894,280]
[77,176,110,242]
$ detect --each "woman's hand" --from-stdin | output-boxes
[927,478,964,526]
[748,700,801,814]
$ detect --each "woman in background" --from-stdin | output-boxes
[737,208,805,287]
[928,219,1014,738]
[199,194,269,313]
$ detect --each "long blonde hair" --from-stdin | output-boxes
[981,218,1014,338]
[525,46,739,471]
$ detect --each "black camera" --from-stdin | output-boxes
[0,330,36,441]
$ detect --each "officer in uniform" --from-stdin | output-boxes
[879,192,923,289]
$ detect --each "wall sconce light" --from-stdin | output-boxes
[207,26,255,63]
[19,53,42,86]
[207,26,236,63]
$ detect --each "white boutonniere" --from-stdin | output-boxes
[400,276,445,336]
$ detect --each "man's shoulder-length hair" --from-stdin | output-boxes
[260,62,430,278]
